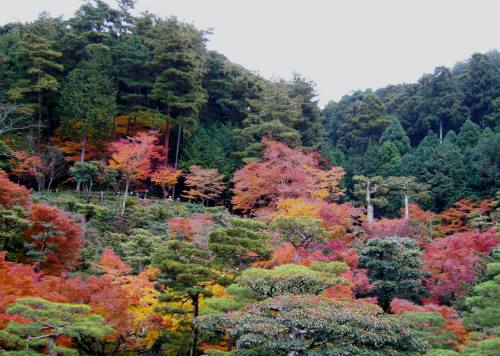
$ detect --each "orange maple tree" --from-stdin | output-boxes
[232,140,344,215]
[440,199,494,235]
[182,166,225,205]
[0,169,30,208]
[151,166,182,199]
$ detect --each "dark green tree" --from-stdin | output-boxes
[0,297,113,355]
[152,230,221,356]
[59,43,116,180]
[289,73,325,148]
[353,175,390,225]
[180,123,240,177]
[358,237,428,311]
[148,18,207,168]
[379,116,411,155]
[377,141,402,176]
[112,34,151,112]
[208,217,271,271]
[417,67,466,143]
[70,161,100,201]
[459,53,500,128]
[235,79,302,162]
[200,295,428,355]
[7,30,63,138]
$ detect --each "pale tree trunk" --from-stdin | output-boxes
[404,192,410,220]
[366,181,374,226]
[121,179,130,215]
[439,119,443,144]
[164,110,171,166]
[76,134,87,192]
[172,124,182,199]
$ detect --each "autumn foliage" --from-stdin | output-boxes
[232,140,344,214]
[22,204,83,275]
[422,228,499,304]
[390,298,467,350]
[0,169,29,208]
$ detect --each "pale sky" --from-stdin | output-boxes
[1,0,499,105]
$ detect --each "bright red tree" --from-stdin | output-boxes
[108,131,162,214]
[23,204,83,275]
[423,228,499,304]
[0,169,29,208]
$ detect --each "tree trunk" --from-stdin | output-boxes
[404,192,409,220]
[121,179,130,215]
[439,119,443,144]
[366,181,374,226]
[172,124,182,199]
[164,118,170,166]
[76,134,87,192]
[189,294,199,356]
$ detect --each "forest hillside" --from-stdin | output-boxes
[0,1,499,355]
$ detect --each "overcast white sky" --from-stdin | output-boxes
[2,0,499,105]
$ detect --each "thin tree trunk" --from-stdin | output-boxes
[366,181,374,226]
[172,124,182,199]
[439,119,443,144]
[404,192,409,220]
[121,179,130,215]
[164,111,171,166]
[76,134,87,192]
[190,294,199,356]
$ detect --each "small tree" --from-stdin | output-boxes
[358,237,427,311]
[70,161,100,201]
[208,217,271,271]
[23,204,83,275]
[181,165,225,205]
[152,230,221,356]
[353,175,389,226]
[108,132,161,214]
[0,297,113,355]
[463,249,500,337]
[234,263,348,298]
[151,166,182,199]
[388,176,430,219]
[271,215,330,263]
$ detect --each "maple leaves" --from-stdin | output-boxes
[108,131,163,214]
[232,139,344,214]
[0,169,29,208]
[151,166,182,199]
[182,165,225,205]
[422,228,499,304]
[23,204,83,275]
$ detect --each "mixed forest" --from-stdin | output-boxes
[0,1,499,355]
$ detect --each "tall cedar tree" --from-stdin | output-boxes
[148,18,207,168]
[59,43,116,172]
[8,30,63,139]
